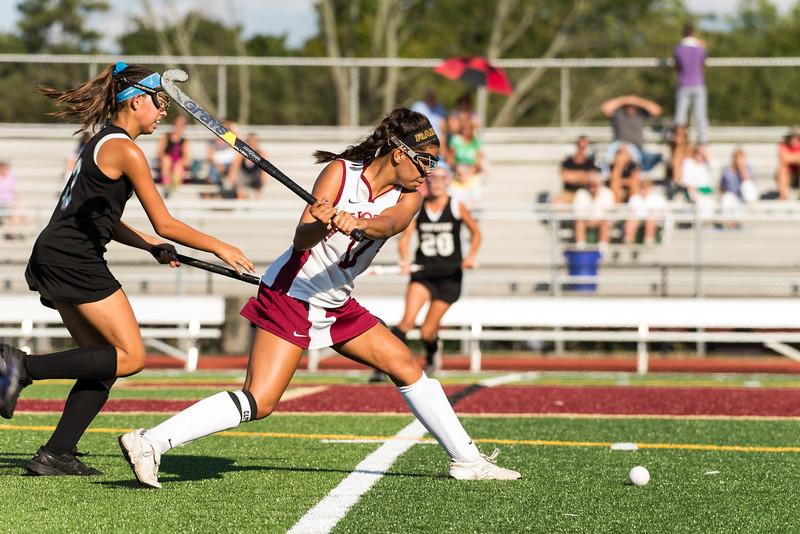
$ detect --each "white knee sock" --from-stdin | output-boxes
[143,391,256,454]
[398,374,481,463]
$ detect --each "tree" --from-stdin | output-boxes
[17,0,109,53]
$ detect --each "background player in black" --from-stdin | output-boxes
[0,62,253,476]
[372,165,481,380]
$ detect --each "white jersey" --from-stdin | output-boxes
[262,160,405,307]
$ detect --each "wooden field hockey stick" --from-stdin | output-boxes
[160,69,365,242]
[176,254,260,285]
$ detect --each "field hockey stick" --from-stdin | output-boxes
[160,69,365,242]
[175,253,260,285]
[363,264,422,276]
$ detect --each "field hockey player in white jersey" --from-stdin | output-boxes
[119,108,520,488]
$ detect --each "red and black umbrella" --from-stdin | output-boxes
[434,56,513,95]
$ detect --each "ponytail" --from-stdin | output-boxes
[38,63,156,133]
[314,108,439,164]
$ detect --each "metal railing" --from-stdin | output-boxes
[2,53,800,126]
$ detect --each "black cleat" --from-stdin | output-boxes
[368,370,387,383]
[25,447,102,476]
[0,344,31,419]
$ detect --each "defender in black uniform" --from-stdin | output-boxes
[0,62,253,476]
[372,166,481,379]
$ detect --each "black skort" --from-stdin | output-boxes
[410,270,463,304]
[25,261,121,309]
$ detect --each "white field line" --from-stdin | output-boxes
[476,371,540,387]
[286,372,531,534]
[286,420,427,534]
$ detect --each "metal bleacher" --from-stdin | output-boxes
[1,122,799,300]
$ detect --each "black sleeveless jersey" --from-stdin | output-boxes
[31,125,134,266]
[413,196,462,277]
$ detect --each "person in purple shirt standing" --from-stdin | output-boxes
[674,23,709,145]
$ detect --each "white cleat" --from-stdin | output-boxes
[449,448,521,481]
[119,429,162,489]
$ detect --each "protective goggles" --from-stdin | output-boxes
[114,63,170,111]
[389,135,438,174]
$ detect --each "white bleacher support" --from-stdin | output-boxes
[0,295,225,371]
[470,321,482,372]
[358,297,800,374]
[764,341,800,362]
[308,348,321,372]
[637,323,649,375]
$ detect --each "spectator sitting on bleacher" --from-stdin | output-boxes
[776,126,800,200]
[720,147,758,220]
[156,115,189,191]
[553,135,596,205]
[0,160,23,239]
[608,147,641,203]
[446,93,480,139]
[573,170,614,251]
[411,88,447,142]
[229,132,268,199]
[207,120,238,186]
[680,144,717,217]
[625,179,667,245]
[601,94,663,194]
[666,125,690,199]
[448,114,485,217]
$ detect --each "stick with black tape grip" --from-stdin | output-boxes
[176,254,260,285]
[160,69,365,242]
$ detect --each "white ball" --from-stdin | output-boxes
[628,466,650,486]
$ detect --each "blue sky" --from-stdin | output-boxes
[0,0,318,50]
[0,0,796,52]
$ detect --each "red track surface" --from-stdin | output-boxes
[17,384,800,417]
[145,354,800,374]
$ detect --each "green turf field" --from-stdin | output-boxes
[2,372,800,532]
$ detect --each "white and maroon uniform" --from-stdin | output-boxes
[241,159,407,349]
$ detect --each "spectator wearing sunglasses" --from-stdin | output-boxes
[0,62,253,477]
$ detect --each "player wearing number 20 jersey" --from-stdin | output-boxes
[412,195,463,300]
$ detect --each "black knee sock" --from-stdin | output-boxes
[44,379,110,456]
[423,338,439,365]
[390,326,407,344]
[24,345,117,381]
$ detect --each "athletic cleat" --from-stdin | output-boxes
[119,429,162,489]
[25,446,102,476]
[0,344,31,419]
[449,448,522,481]
[368,370,387,383]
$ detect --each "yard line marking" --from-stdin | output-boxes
[286,372,530,534]
[286,420,427,534]
[475,372,540,388]
[3,423,800,453]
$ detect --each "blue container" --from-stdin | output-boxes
[564,250,602,291]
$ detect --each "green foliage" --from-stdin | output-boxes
[0,0,799,125]
[0,1,109,123]
[17,0,109,53]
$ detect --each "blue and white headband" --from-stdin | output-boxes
[114,62,162,103]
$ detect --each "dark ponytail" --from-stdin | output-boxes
[314,108,439,164]
[38,63,156,133]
